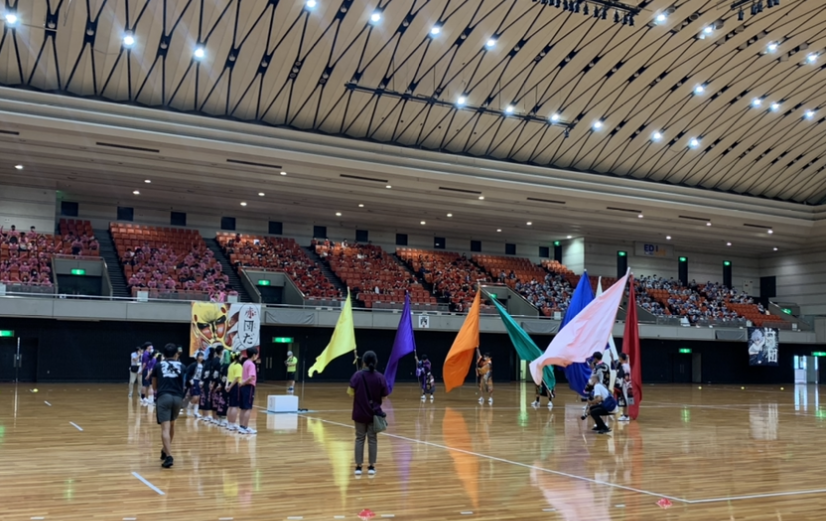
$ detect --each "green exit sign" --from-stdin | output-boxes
[488,293,497,299]
[617,251,627,257]
[70,269,86,276]
[814,352,826,357]
[553,241,560,246]
[723,261,731,267]
[782,308,792,315]
[679,348,692,354]
[257,280,271,286]
[0,330,13,337]
[679,256,688,262]
[273,337,294,344]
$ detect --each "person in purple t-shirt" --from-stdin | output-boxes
[348,351,388,477]
[140,342,155,404]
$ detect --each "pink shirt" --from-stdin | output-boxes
[242,359,257,387]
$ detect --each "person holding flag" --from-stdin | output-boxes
[414,354,435,402]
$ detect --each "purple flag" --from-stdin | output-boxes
[385,294,417,394]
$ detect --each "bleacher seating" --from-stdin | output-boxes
[397,248,489,311]
[58,219,99,256]
[111,224,229,299]
[473,255,547,289]
[316,242,435,308]
[216,233,340,299]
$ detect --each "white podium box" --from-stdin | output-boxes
[267,412,298,431]
[267,394,299,413]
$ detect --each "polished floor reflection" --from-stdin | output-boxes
[2,382,826,520]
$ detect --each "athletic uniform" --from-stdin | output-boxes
[129,351,141,396]
[477,355,493,404]
[199,356,215,413]
[186,361,203,397]
[417,359,435,399]
[240,357,257,411]
[227,362,243,408]
[141,349,154,388]
[211,359,229,419]
[154,359,185,424]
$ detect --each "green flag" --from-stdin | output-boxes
[492,298,555,390]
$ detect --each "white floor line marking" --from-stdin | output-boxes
[334,517,346,519]
[381,515,395,518]
[31,517,45,520]
[131,472,165,495]
[69,422,83,431]
[123,518,137,520]
[218,517,234,520]
[44,401,51,406]
[303,416,689,504]
[687,488,826,504]
[615,504,626,508]
[542,508,557,512]
[287,517,304,520]
[460,512,474,515]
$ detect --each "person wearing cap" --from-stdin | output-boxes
[284,351,298,393]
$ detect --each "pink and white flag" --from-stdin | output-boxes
[530,271,629,386]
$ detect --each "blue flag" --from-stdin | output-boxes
[561,271,594,396]
[385,294,417,394]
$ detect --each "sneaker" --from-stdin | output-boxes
[592,426,601,431]
[237,427,249,435]
[478,397,484,405]
[597,428,612,435]
[547,402,554,410]
[355,466,363,476]
[227,424,237,431]
[618,415,630,422]
[246,428,257,435]
[368,466,376,475]
[429,395,434,403]
[160,450,167,461]
[161,456,174,468]
[532,400,539,408]
[488,397,493,405]
[194,412,202,419]
[421,395,426,403]
[128,393,133,398]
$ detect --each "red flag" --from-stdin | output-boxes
[625,274,643,420]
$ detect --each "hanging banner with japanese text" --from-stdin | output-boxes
[747,327,779,366]
[190,302,261,356]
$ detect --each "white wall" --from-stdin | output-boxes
[562,237,585,274]
[759,249,826,315]
[60,198,555,261]
[585,240,760,293]
[1,185,57,234]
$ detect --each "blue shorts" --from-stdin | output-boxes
[228,386,241,408]
[190,380,201,397]
[141,370,151,387]
[240,385,255,410]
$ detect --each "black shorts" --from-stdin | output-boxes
[286,371,296,381]
[130,365,139,374]
[228,386,241,408]
[240,385,255,410]
[141,370,151,387]
[156,394,183,424]
[190,380,201,397]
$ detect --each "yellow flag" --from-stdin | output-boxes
[308,291,357,377]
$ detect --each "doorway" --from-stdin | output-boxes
[0,337,38,382]
[672,353,692,383]
[260,341,299,382]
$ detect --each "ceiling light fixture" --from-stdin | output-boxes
[666,235,671,240]
[258,192,265,196]
[430,25,441,36]
[133,190,140,195]
[638,214,644,218]
[773,247,778,251]
[771,102,781,112]
[478,195,485,200]
[420,221,426,225]
[123,33,135,47]
[751,98,762,107]
[505,105,515,114]
[526,221,532,226]
[280,171,287,176]
[767,42,778,52]
[566,235,572,239]
[656,13,667,23]
[727,241,732,246]
[767,229,774,234]
[486,38,497,49]
[550,113,561,122]
[370,11,382,23]
[457,95,467,106]
[694,84,705,95]
[14,164,23,170]
[336,212,342,216]
[240,202,247,206]
[144,179,151,183]
[652,131,663,141]
[805,110,816,120]
[194,46,206,59]
[446,213,453,217]
[4,13,18,26]
[703,26,713,35]
[386,185,392,189]
[496,229,502,232]
[358,203,364,208]
[689,138,701,149]
[592,120,604,130]
[706,222,712,226]
[305,0,317,9]
[808,53,818,64]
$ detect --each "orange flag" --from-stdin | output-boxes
[443,290,481,393]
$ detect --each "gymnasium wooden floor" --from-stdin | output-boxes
[1,382,824,521]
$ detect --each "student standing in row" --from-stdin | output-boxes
[140,342,154,404]
[153,343,185,468]
[226,352,243,431]
[185,351,204,416]
[238,347,259,435]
